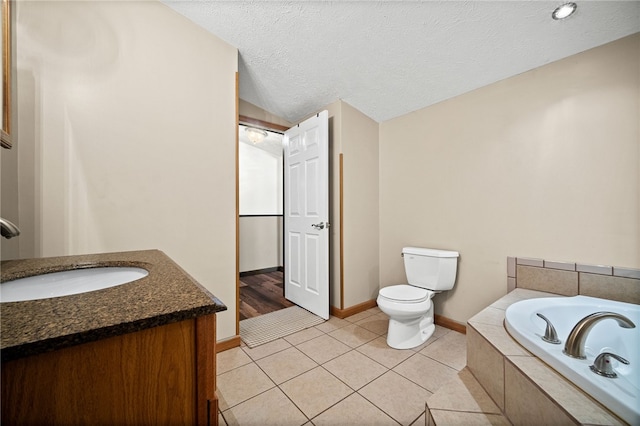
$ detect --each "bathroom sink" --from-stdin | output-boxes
[0,267,149,302]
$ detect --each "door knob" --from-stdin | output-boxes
[311,222,325,230]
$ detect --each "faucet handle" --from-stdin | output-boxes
[536,313,561,344]
[590,352,630,378]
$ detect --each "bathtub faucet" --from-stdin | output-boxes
[563,311,636,359]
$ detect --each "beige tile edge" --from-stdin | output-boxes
[512,256,639,278]
[509,255,639,297]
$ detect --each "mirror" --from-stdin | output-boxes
[1,0,11,148]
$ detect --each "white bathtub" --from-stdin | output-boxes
[505,295,639,425]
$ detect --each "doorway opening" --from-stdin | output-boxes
[236,111,330,341]
[238,117,289,321]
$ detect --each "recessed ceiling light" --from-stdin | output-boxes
[552,2,577,20]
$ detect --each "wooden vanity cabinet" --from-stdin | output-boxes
[1,313,218,426]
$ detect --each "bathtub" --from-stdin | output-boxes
[505,295,639,425]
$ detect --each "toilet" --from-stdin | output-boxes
[377,247,459,349]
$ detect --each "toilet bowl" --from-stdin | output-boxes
[377,285,436,349]
[378,247,459,350]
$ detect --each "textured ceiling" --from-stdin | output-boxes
[163,1,640,124]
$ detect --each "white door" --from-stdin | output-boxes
[283,111,329,320]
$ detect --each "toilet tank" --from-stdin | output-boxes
[402,247,459,291]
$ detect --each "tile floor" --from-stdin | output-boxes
[217,307,467,426]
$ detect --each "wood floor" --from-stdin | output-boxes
[239,271,294,321]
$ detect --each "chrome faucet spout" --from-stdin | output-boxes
[0,217,21,239]
[563,311,636,359]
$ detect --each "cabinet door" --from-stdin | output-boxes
[2,320,198,425]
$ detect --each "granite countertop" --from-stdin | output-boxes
[0,249,226,362]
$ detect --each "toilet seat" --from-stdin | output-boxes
[379,285,432,303]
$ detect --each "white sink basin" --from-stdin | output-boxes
[0,267,149,302]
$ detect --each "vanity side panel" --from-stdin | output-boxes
[1,319,197,425]
[197,313,218,426]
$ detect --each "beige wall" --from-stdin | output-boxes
[341,102,380,307]
[1,1,19,260]
[239,216,282,272]
[15,1,239,339]
[325,101,343,308]
[1,146,20,259]
[379,33,640,323]
[320,100,380,309]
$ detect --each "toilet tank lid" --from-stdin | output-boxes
[402,247,459,258]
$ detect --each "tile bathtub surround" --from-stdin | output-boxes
[503,359,576,425]
[216,306,468,426]
[465,326,505,410]
[467,288,626,425]
[510,256,640,304]
[506,356,623,425]
[580,273,640,305]
[507,257,516,278]
[515,257,543,268]
[516,265,579,296]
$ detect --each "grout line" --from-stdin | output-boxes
[355,385,404,425]
[254,348,318,387]
[277,378,312,424]
[409,410,427,426]
[240,338,293,361]
[319,356,388,393]
[430,407,505,416]
[419,351,466,372]
[307,389,357,423]
[577,270,581,295]
[388,353,435,392]
[353,341,411,370]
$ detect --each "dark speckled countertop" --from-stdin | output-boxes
[0,249,226,362]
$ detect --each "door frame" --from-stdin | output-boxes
[236,115,289,335]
